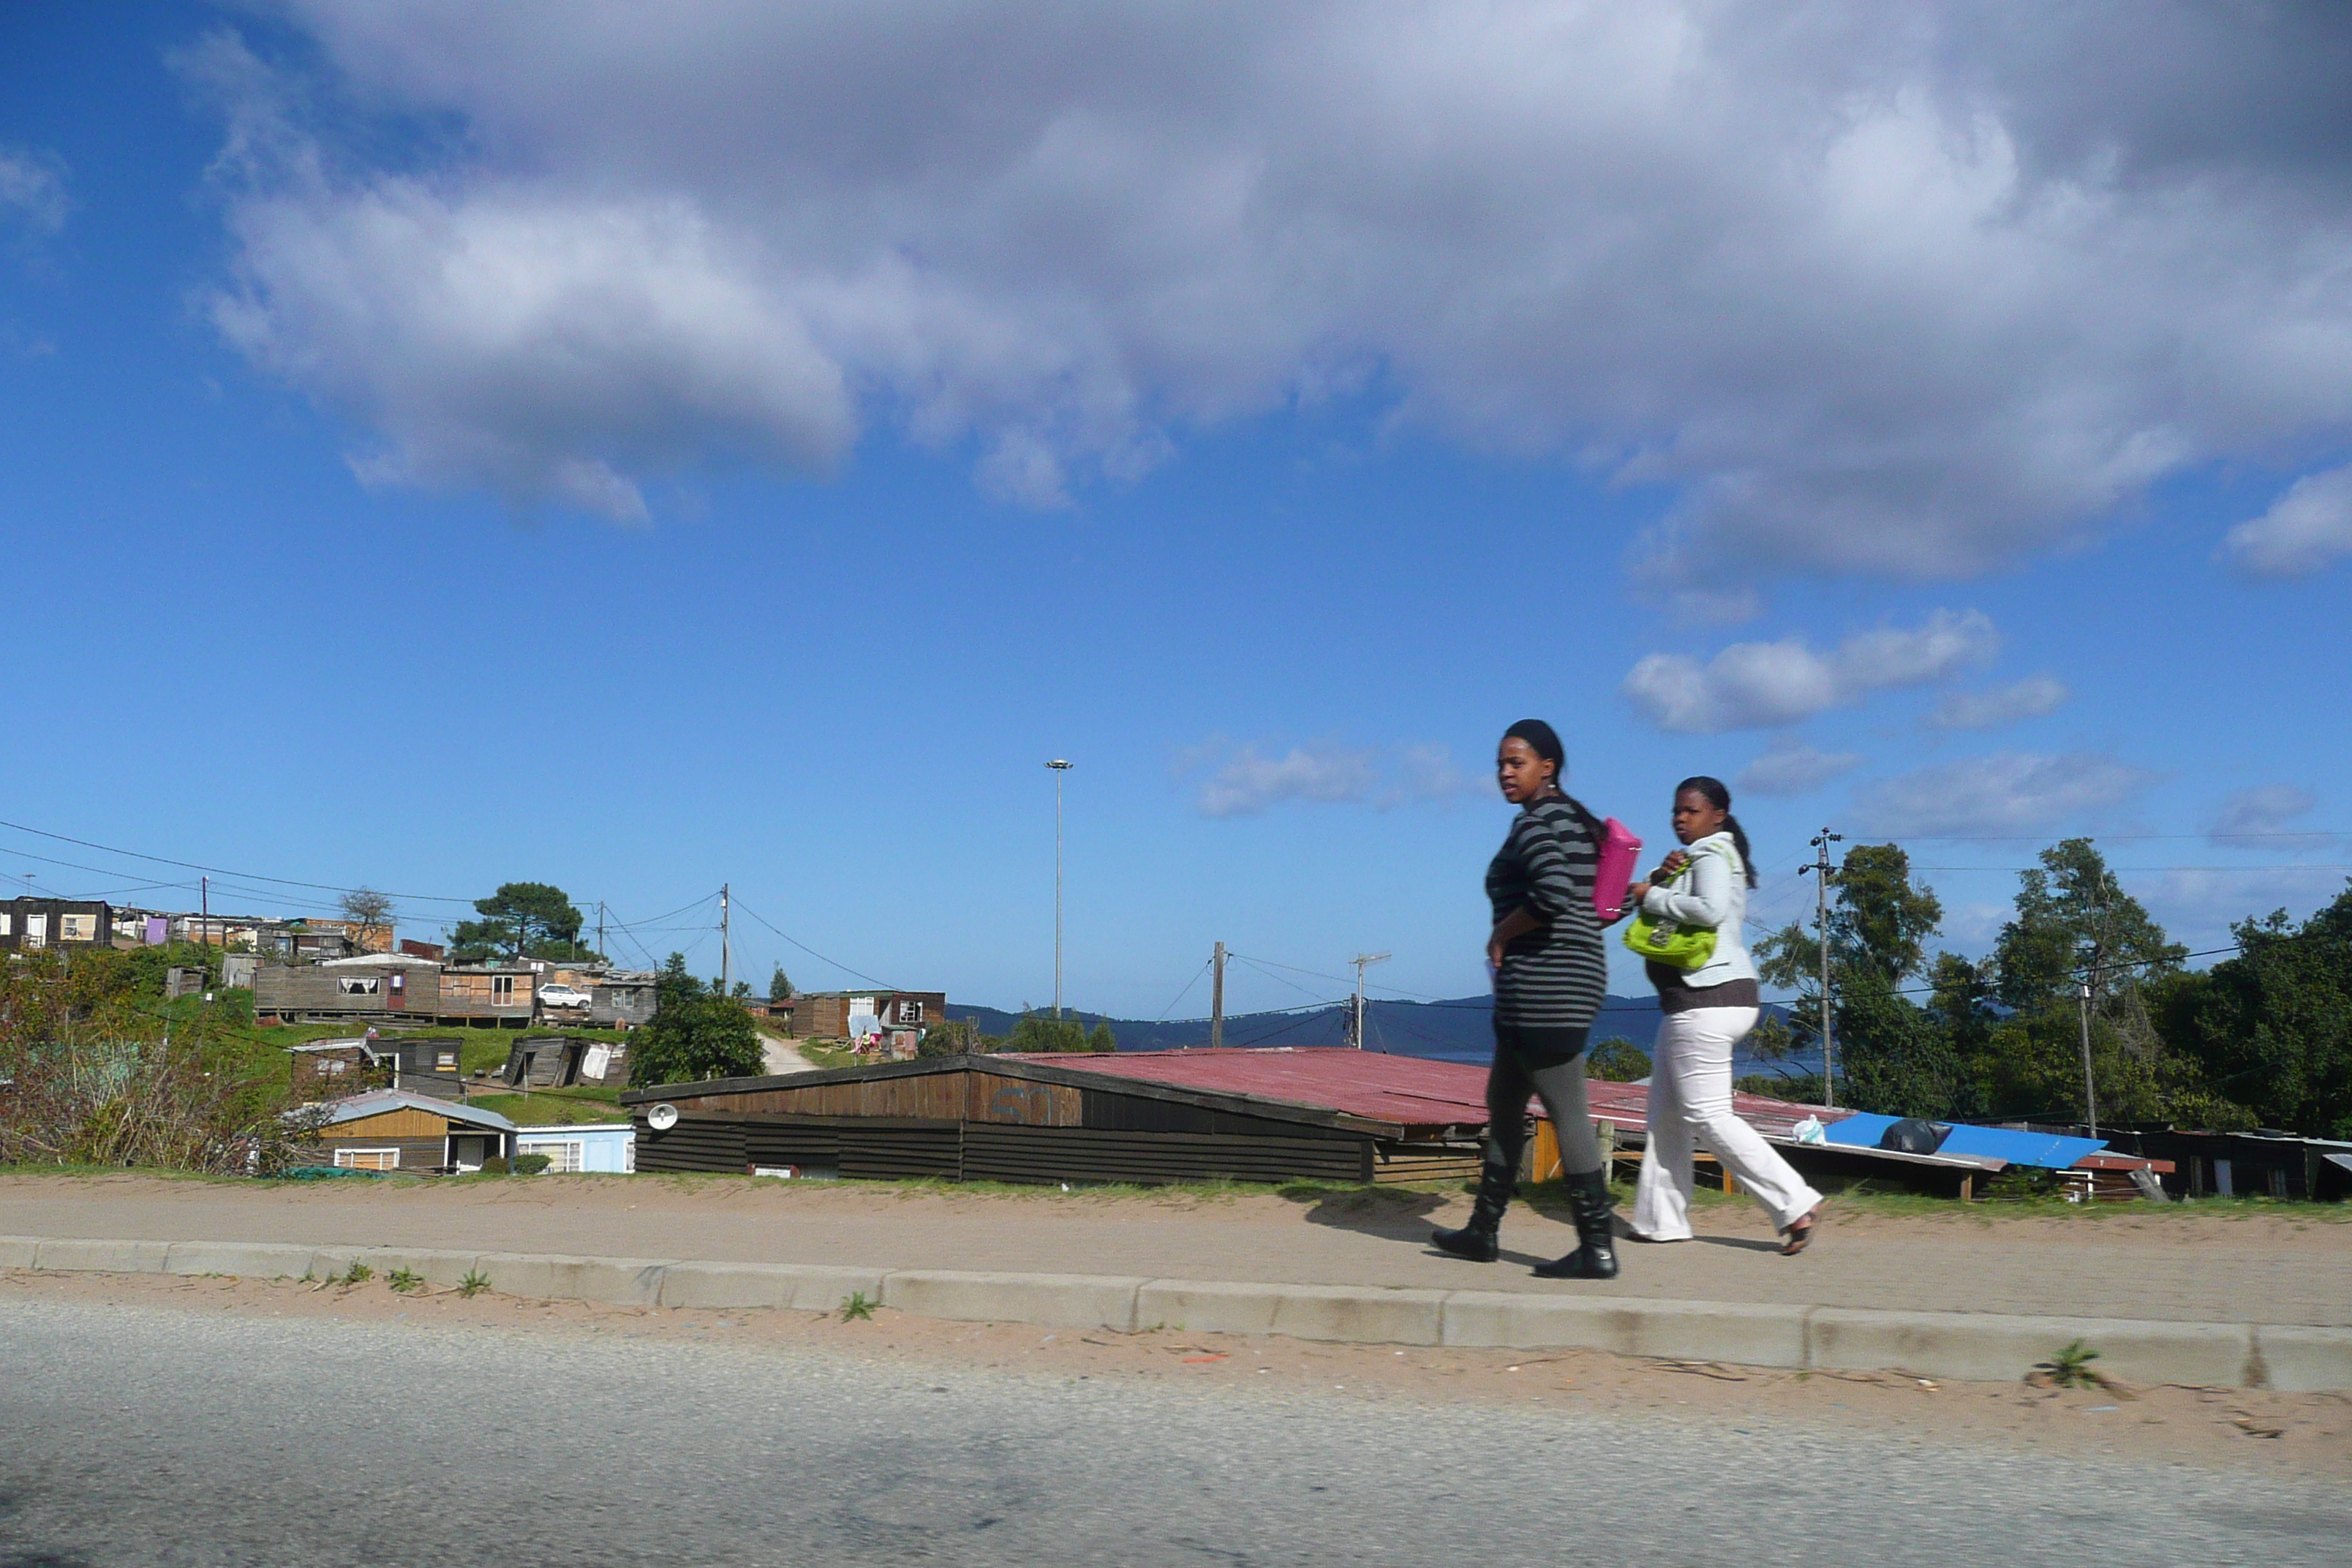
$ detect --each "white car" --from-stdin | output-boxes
[539,984,593,1010]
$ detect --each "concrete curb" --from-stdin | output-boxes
[4,1233,2345,1390]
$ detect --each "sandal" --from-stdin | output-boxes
[1779,1211,1817,1256]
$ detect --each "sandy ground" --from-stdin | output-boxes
[3,1172,2346,1323]
[4,1265,2343,1483]
[757,1029,820,1075]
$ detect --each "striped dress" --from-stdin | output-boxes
[1485,794,1607,1030]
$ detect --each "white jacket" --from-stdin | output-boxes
[1638,830,1757,987]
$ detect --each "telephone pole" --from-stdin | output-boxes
[1801,830,1842,1108]
[719,883,731,995]
[1348,952,1390,1050]
[1207,942,1226,1050]
[1046,760,1073,1017]
[596,902,606,963]
[2077,979,2100,1137]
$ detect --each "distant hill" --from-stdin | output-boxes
[948,994,1806,1073]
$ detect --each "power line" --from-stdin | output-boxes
[729,897,899,990]
[0,818,481,903]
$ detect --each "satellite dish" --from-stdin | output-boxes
[647,1103,679,1131]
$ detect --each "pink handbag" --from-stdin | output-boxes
[1591,815,1644,922]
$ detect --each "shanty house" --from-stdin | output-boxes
[286,1036,468,1099]
[298,1089,516,1173]
[774,990,947,1041]
[437,965,537,1026]
[0,898,115,952]
[589,972,657,1030]
[619,1047,2172,1199]
[513,1122,636,1174]
[255,954,440,1022]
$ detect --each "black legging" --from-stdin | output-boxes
[1484,1025,1603,1179]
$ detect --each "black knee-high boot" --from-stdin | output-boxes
[1431,1159,1516,1262]
[1533,1167,1619,1279]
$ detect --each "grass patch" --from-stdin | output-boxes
[788,1039,859,1071]
[386,1267,424,1294]
[838,1290,877,1321]
[464,1085,629,1125]
[459,1269,491,1298]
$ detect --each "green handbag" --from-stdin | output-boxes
[1621,855,1719,970]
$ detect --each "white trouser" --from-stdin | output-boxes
[1632,1006,1823,1240]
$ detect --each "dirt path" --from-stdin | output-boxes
[755,1027,820,1076]
[4,1173,2346,1324]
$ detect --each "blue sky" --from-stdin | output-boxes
[4,4,2349,1019]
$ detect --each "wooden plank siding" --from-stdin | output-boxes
[309,1135,446,1171]
[622,1057,1422,1188]
[322,1107,453,1139]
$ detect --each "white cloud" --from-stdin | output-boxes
[1736,738,1864,797]
[175,5,2352,566]
[2207,784,2337,853]
[2133,867,2350,953]
[1927,673,2070,731]
[1855,750,2154,836]
[1187,739,1481,818]
[2221,464,2352,580]
[1624,608,1994,732]
[0,148,66,235]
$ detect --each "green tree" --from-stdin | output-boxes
[1003,1011,1090,1052]
[1970,840,2191,1125]
[769,966,793,1003]
[451,882,593,962]
[1586,1037,1651,1082]
[2155,885,2352,1137]
[629,954,764,1087]
[1755,844,1955,1115]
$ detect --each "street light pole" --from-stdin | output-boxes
[1047,760,1073,1018]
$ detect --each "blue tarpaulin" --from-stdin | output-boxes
[1823,1112,2105,1169]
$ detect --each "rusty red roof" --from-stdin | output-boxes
[1008,1048,1842,1137]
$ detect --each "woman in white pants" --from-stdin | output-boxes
[1627,777,1823,1255]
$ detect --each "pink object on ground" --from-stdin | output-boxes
[1591,817,1644,921]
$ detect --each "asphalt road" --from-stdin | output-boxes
[2,1300,2345,1568]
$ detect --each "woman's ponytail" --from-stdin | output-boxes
[1722,813,1759,888]
[1676,775,1760,888]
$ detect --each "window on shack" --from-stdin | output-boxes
[336,977,382,996]
[333,1147,399,1171]
[60,914,95,942]
[491,975,515,1003]
[520,1139,584,1174]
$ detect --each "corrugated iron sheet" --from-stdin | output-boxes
[1013,1049,1841,1139]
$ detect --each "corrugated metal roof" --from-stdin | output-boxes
[303,1088,516,1132]
[1009,1049,1842,1138]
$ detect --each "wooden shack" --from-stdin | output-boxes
[773,990,948,1040]
[256,957,535,1028]
[0,898,115,951]
[433,965,537,1026]
[620,1050,1488,1186]
[298,1088,516,1173]
[255,956,439,1022]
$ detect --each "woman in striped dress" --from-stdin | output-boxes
[1432,719,1619,1279]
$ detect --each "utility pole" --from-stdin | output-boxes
[719,883,731,995]
[1046,760,1073,1017]
[596,902,606,963]
[1347,953,1390,1050]
[1801,831,1842,1108]
[1208,942,1226,1050]
[2078,979,2100,1137]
